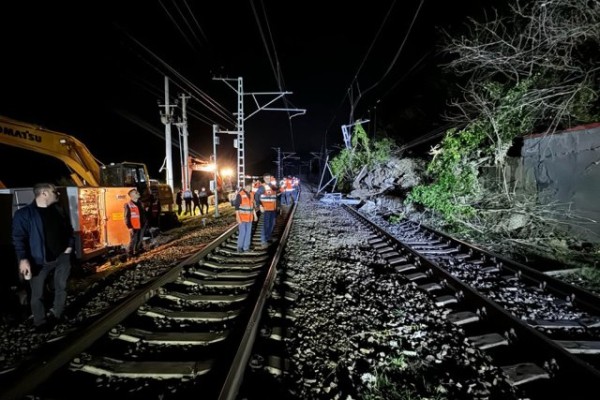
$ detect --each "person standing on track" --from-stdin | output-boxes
[254,173,279,249]
[233,183,257,253]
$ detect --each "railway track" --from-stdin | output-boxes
[345,204,600,399]
[0,205,297,400]
[4,190,599,399]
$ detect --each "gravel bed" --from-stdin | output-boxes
[0,207,237,373]
[368,213,600,325]
[253,193,520,400]
[4,191,575,399]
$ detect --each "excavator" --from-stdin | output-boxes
[0,115,177,260]
[189,156,224,193]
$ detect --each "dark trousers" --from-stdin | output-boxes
[260,210,277,244]
[200,199,209,214]
[128,227,144,255]
[30,253,71,326]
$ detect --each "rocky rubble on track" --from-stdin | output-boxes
[253,192,519,400]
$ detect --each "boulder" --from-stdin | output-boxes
[350,157,426,199]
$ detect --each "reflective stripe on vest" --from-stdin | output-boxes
[285,179,294,192]
[260,185,277,211]
[127,201,141,229]
[238,191,254,222]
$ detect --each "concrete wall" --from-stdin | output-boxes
[521,123,600,242]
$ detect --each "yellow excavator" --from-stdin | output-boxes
[0,115,177,260]
[0,115,174,203]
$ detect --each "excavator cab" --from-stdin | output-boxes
[100,162,149,195]
[100,162,176,229]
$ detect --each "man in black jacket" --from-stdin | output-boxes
[12,183,74,332]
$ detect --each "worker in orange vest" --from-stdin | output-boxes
[124,188,148,257]
[233,183,257,253]
[282,176,294,205]
[255,173,279,249]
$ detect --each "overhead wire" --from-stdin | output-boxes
[124,31,236,126]
[250,0,297,152]
[158,0,197,53]
[182,0,208,43]
[155,3,235,124]
[398,122,464,152]
[259,1,298,152]
[350,0,426,114]
[115,109,207,160]
[250,0,279,85]
[350,0,398,90]
[115,3,240,130]
[123,72,218,129]
[379,51,431,101]
[322,0,397,148]
[169,0,205,48]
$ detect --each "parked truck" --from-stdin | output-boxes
[0,115,177,260]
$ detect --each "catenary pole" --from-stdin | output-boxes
[212,124,220,217]
[213,76,305,190]
[159,76,176,192]
[179,93,191,190]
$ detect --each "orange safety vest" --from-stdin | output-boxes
[126,201,141,229]
[285,178,294,192]
[260,184,277,211]
[237,190,254,222]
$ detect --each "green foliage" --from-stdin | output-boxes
[363,375,421,400]
[407,81,536,222]
[388,213,406,224]
[363,367,446,400]
[569,84,600,122]
[417,0,600,227]
[581,266,600,285]
[330,123,394,191]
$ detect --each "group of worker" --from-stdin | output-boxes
[175,187,210,216]
[10,175,300,332]
[233,173,301,253]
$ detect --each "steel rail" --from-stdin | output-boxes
[345,205,600,397]
[411,218,600,315]
[0,223,239,400]
[218,202,298,400]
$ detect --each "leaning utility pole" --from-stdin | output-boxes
[158,76,177,192]
[341,119,369,150]
[213,76,306,190]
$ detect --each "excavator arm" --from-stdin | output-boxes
[0,116,102,186]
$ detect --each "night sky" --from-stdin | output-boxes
[0,0,506,188]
